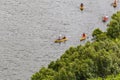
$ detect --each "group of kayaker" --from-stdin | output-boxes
[102,0,118,22]
[80,0,118,22]
[80,0,118,11]
[55,0,118,43]
[55,33,87,43]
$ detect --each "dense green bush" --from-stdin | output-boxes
[31,11,120,80]
[92,28,108,41]
[107,11,120,39]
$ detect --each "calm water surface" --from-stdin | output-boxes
[0,0,120,80]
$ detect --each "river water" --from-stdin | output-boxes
[0,0,120,80]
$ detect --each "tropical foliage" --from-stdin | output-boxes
[31,11,120,80]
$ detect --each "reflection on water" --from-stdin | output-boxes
[0,0,119,80]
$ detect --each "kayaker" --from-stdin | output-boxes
[58,34,62,40]
[80,3,84,7]
[62,36,66,39]
[113,0,117,8]
[103,16,108,22]
[82,33,86,37]
[80,3,84,11]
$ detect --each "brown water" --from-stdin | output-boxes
[0,0,120,80]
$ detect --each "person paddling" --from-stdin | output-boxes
[113,0,117,8]
[62,36,66,39]
[82,33,86,37]
[103,16,108,22]
[58,34,62,40]
[80,3,84,11]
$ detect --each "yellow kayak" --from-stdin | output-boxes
[80,6,84,11]
[54,38,68,43]
[80,34,87,41]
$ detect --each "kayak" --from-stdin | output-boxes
[80,34,87,41]
[80,6,84,11]
[54,38,68,43]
